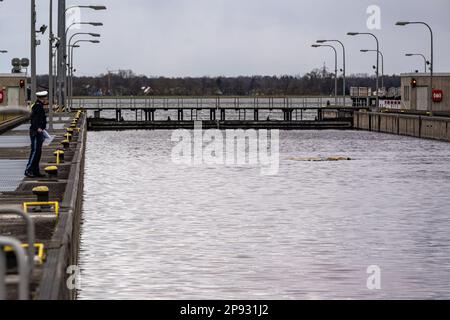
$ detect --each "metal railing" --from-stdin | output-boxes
[72,96,353,110]
[0,207,36,300]
[0,237,29,300]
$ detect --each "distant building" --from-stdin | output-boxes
[0,73,28,107]
[401,73,450,112]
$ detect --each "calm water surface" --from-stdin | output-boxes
[78,130,450,300]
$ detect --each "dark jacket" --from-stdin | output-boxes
[30,100,47,136]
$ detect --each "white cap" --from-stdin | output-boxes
[36,91,49,98]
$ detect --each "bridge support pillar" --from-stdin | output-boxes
[283,109,293,121]
[254,109,259,121]
[150,109,155,122]
[317,109,323,121]
[210,109,216,121]
[178,109,184,122]
[116,109,122,122]
[220,109,226,121]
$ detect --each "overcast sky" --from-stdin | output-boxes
[1,0,449,77]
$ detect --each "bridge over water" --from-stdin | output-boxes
[71,96,368,130]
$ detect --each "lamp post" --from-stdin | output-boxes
[67,44,80,111]
[67,32,100,74]
[361,49,384,90]
[66,5,106,12]
[405,53,429,73]
[396,21,434,114]
[65,22,103,36]
[48,0,54,131]
[312,44,338,107]
[66,33,100,110]
[56,4,106,109]
[31,0,37,101]
[69,40,100,109]
[64,22,103,107]
[317,39,346,106]
[348,32,380,108]
[57,0,66,110]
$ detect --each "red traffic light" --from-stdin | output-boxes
[19,79,25,88]
[411,78,417,88]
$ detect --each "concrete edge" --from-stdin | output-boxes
[37,114,87,300]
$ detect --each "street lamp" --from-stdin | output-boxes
[312,44,338,107]
[405,53,429,73]
[65,22,103,35]
[396,21,434,114]
[68,40,100,110]
[66,5,106,12]
[317,39,346,106]
[67,32,101,82]
[57,3,106,109]
[347,32,380,108]
[361,49,385,90]
[63,23,102,106]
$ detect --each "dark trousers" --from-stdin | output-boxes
[26,133,44,174]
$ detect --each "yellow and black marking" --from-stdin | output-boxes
[23,202,60,218]
[4,243,46,265]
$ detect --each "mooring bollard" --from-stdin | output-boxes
[54,150,65,164]
[66,128,75,137]
[32,186,49,203]
[61,140,70,149]
[44,166,58,179]
[64,133,72,142]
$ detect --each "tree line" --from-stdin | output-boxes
[37,68,401,97]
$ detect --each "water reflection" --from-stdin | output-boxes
[78,130,450,300]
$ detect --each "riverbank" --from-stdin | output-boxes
[0,112,86,300]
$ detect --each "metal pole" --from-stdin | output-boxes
[53,48,58,110]
[341,43,346,106]
[364,50,384,90]
[328,41,346,105]
[57,0,66,109]
[30,0,37,101]
[374,35,380,108]
[333,47,337,107]
[429,25,434,115]
[379,51,384,90]
[421,54,427,73]
[70,45,76,110]
[397,22,433,114]
[48,0,54,131]
[0,237,29,300]
[349,33,380,108]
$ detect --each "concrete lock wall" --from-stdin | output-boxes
[354,111,450,142]
[37,114,87,300]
